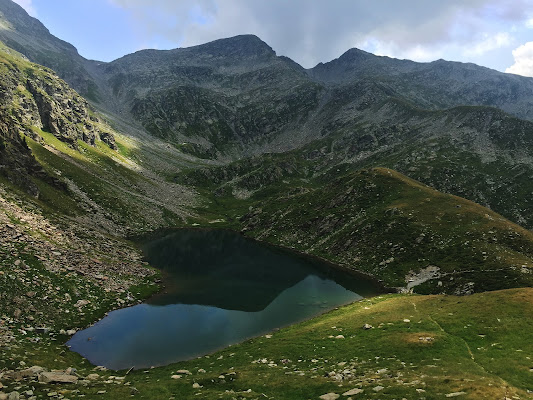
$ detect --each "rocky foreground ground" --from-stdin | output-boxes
[0,183,160,399]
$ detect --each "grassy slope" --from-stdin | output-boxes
[3,289,530,399]
[189,165,533,294]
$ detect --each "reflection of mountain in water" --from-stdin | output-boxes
[142,230,378,312]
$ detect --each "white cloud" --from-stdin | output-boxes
[467,32,513,56]
[12,0,36,17]
[506,42,533,77]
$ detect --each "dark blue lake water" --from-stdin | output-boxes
[68,230,379,370]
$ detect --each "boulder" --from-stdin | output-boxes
[5,366,44,381]
[38,372,78,384]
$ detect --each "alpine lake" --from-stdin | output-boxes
[67,230,381,370]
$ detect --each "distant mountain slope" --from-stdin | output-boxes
[0,0,103,100]
[310,48,533,121]
[99,35,322,156]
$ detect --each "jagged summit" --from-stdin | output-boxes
[112,34,276,67]
[187,34,276,58]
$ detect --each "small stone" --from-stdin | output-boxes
[192,383,202,389]
[74,300,89,308]
[47,393,57,398]
[0,393,6,400]
[362,324,373,330]
[319,393,340,400]
[7,393,20,400]
[342,388,363,396]
[66,330,77,336]
[97,391,106,395]
[175,370,191,375]
[373,386,384,392]
[197,369,206,373]
[170,375,181,380]
[86,374,99,381]
[335,335,345,339]
[446,392,466,398]
[403,319,410,323]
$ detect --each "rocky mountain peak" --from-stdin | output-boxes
[192,34,276,59]
[337,47,374,63]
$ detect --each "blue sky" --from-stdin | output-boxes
[14,0,533,76]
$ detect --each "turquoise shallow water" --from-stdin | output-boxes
[68,230,379,370]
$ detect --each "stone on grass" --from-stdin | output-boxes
[373,386,384,392]
[362,324,373,330]
[445,392,466,398]
[192,383,202,389]
[342,388,364,396]
[39,372,78,384]
[319,393,340,400]
[170,375,181,380]
[175,370,191,375]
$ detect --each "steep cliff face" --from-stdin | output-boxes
[0,113,44,195]
[0,44,116,148]
[0,44,116,196]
